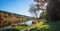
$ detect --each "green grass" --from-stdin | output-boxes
[2,28,19,31]
[3,21,60,31]
[30,21,60,31]
[12,26,27,30]
[3,24,29,31]
[46,21,60,31]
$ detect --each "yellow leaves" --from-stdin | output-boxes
[19,16,27,22]
[12,24,18,27]
[4,13,9,18]
[36,22,49,29]
[39,19,47,22]
[43,25,49,29]
[0,12,3,18]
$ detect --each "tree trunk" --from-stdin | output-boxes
[47,0,60,21]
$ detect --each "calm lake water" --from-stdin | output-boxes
[21,20,32,25]
[0,20,32,30]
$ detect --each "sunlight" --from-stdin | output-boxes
[36,22,50,29]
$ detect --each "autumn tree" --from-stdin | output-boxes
[33,0,60,21]
[29,4,39,18]
[29,0,47,19]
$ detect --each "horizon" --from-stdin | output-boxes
[0,10,33,17]
[0,0,34,17]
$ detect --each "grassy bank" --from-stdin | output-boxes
[30,21,60,31]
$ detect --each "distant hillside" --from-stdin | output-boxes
[0,10,34,27]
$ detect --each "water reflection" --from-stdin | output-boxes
[0,25,12,30]
[0,20,32,30]
[21,20,32,25]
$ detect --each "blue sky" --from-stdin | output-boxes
[0,0,34,16]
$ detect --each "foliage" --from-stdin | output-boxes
[30,22,50,31]
[36,22,49,29]
[12,24,29,30]
[29,0,47,18]
[12,26,26,30]
[29,4,38,18]
[45,21,60,31]
[30,21,60,31]
[3,24,28,31]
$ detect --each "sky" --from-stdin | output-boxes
[0,0,43,25]
[0,0,34,16]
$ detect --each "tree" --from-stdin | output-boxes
[47,0,60,21]
[29,4,38,18]
[29,0,47,19]
[33,0,60,21]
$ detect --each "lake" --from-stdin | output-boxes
[0,20,32,30]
